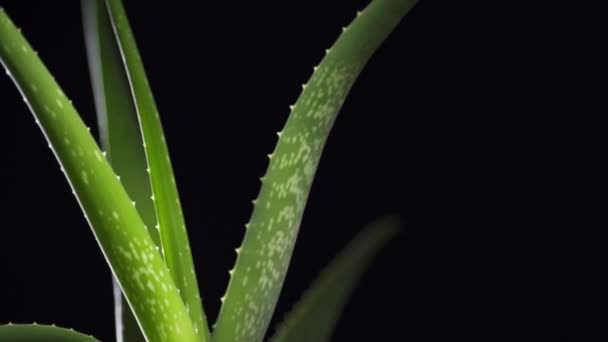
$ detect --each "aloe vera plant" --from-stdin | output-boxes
[0,0,417,341]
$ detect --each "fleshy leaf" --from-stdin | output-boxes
[269,216,401,342]
[213,1,418,341]
[102,1,209,339]
[82,0,158,341]
[0,8,198,342]
[0,324,99,341]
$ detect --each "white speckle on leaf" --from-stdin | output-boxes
[81,170,89,185]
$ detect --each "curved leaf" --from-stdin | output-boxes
[269,216,401,342]
[102,1,209,339]
[0,324,99,341]
[0,9,198,342]
[213,1,418,341]
[82,0,157,341]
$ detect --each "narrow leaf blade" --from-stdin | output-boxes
[213,1,418,341]
[103,1,209,339]
[83,0,160,255]
[269,216,401,342]
[0,9,198,342]
[0,324,99,341]
[82,1,157,341]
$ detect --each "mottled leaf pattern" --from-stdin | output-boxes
[102,1,209,339]
[213,1,418,341]
[82,0,156,341]
[0,9,198,342]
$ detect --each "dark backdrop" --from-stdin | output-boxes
[0,1,582,341]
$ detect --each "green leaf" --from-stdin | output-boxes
[213,1,418,341]
[269,216,401,342]
[82,1,157,341]
[82,0,161,257]
[102,1,209,339]
[0,324,99,341]
[0,8,198,342]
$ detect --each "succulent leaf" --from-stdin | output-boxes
[0,8,198,342]
[82,0,158,341]
[0,324,99,341]
[213,1,418,341]
[102,1,210,339]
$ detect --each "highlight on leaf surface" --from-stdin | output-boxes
[0,7,199,342]
[103,0,210,339]
[82,0,157,341]
[1,0,413,340]
[213,1,418,341]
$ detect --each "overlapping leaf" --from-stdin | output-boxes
[0,8,198,342]
[82,0,158,340]
[213,1,418,341]
[102,1,209,339]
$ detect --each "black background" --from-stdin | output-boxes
[0,1,587,341]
